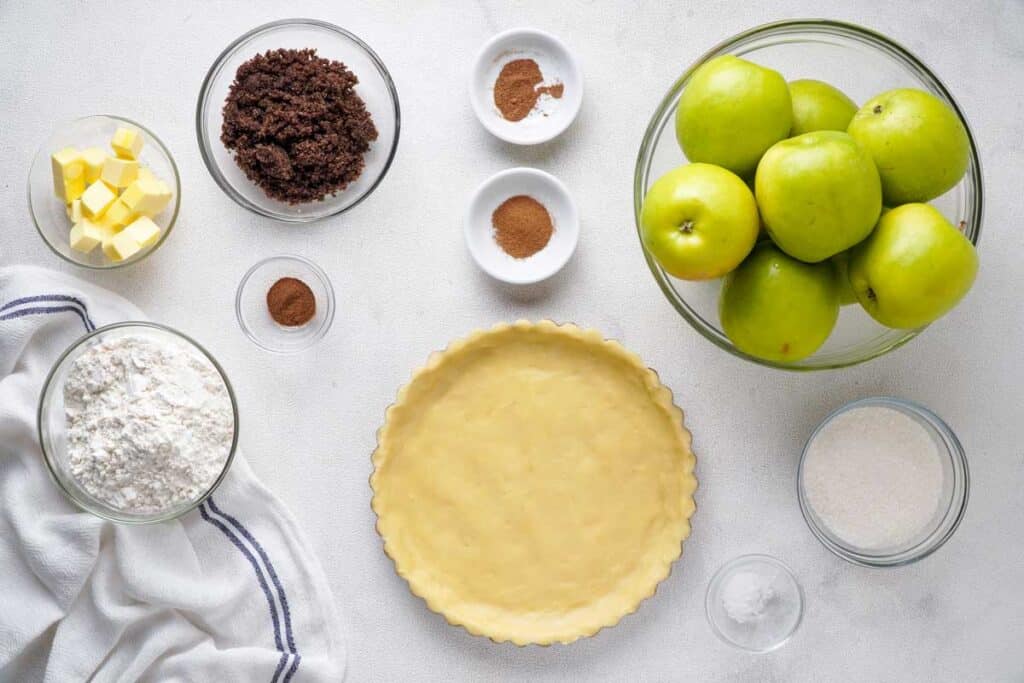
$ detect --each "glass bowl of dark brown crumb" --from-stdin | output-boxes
[197,19,400,223]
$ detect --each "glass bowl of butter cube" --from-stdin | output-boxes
[28,115,180,269]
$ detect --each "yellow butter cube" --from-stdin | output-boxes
[136,166,157,183]
[80,180,117,218]
[104,229,144,262]
[100,157,139,189]
[51,147,85,202]
[111,127,143,159]
[120,177,171,217]
[81,147,107,183]
[101,238,121,261]
[155,179,172,201]
[69,218,111,254]
[121,216,161,248]
[101,231,119,260]
[66,199,83,223]
[99,199,134,230]
[65,175,86,203]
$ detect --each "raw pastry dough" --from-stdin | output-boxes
[371,321,697,645]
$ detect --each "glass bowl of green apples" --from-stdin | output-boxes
[634,19,982,371]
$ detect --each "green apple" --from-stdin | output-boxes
[789,79,857,135]
[719,242,839,362]
[830,251,858,305]
[755,131,882,263]
[847,88,969,205]
[675,55,792,177]
[848,203,978,329]
[641,163,759,280]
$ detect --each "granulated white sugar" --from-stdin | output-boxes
[802,405,944,550]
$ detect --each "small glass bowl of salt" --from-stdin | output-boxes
[705,554,804,652]
[798,397,969,568]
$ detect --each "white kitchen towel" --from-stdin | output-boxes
[0,265,345,682]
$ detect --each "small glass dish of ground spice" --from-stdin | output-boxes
[197,19,400,222]
[236,255,336,353]
[465,167,579,285]
[471,28,583,145]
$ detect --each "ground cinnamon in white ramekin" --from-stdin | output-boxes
[491,195,554,259]
[493,58,564,122]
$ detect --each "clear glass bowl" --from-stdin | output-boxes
[797,397,969,567]
[633,20,984,370]
[37,322,239,524]
[28,115,181,269]
[705,554,803,652]
[196,18,400,222]
[235,255,336,353]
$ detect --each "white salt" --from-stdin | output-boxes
[721,570,775,623]
[802,405,944,550]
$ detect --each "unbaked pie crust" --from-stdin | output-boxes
[371,321,697,645]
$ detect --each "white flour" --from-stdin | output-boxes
[63,333,234,514]
[802,405,943,549]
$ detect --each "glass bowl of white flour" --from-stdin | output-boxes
[38,322,238,523]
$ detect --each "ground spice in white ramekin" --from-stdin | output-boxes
[493,58,564,122]
[491,195,554,258]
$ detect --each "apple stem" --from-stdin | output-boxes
[873,104,883,114]
[679,220,695,234]
[866,287,877,301]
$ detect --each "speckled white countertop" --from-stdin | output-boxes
[2,1,1022,680]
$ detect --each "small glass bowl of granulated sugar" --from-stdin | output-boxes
[798,397,969,567]
[38,322,239,524]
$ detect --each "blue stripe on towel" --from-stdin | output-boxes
[206,496,298,655]
[0,294,96,329]
[1,294,297,683]
[0,305,94,331]
[199,501,291,682]
[284,653,302,682]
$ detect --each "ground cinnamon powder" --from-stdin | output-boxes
[267,277,316,326]
[493,58,564,122]
[492,195,554,258]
